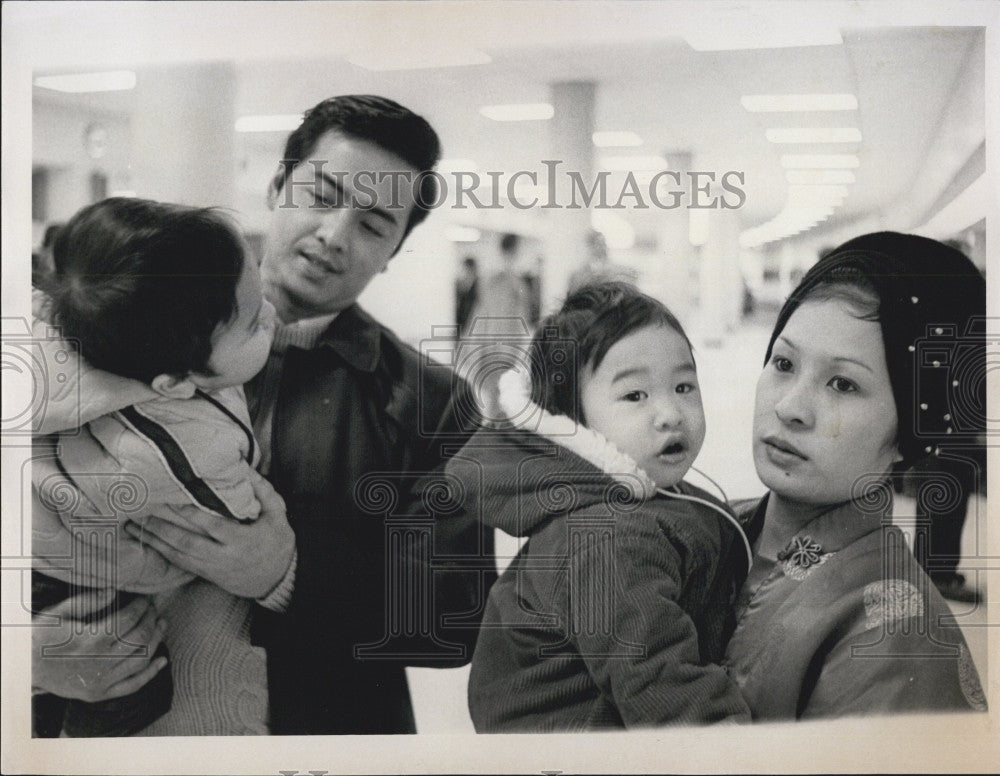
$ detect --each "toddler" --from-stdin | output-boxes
[446,281,752,730]
[32,197,277,735]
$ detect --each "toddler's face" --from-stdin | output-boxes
[191,253,276,390]
[580,325,705,489]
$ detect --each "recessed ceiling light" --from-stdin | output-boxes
[34,70,136,93]
[786,169,856,185]
[767,128,862,144]
[593,131,643,147]
[480,103,554,122]
[741,94,857,112]
[781,154,860,169]
[235,115,304,133]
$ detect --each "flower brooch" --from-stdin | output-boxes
[777,535,829,580]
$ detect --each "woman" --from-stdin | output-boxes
[723,231,988,719]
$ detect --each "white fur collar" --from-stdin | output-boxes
[497,369,657,500]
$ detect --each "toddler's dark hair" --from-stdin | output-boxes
[529,281,692,423]
[47,197,246,384]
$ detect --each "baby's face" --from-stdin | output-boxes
[191,254,276,391]
[580,325,705,489]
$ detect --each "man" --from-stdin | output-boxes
[32,95,496,734]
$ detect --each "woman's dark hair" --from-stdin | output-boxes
[529,281,692,423]
[275,95,441,245]
[47,197,246,383]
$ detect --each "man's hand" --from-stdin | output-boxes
[123,471,295,599]
[33,589,168,703]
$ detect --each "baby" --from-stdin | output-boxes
[32,197,276,736]
[446,281,752,730]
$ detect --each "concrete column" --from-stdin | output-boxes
[544,81,595,313]
[651,151,695,328]
[130,63,237,208]
[695,207,742,346]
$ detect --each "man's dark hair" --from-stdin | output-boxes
[48,197,245,383]
[529,281,693,424]
[276,95,442,244]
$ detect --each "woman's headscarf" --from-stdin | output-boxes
[764,231,986,469]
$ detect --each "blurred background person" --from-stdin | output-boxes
[460,232,534,419]
[567,229,637,294]
[454,255,479,337]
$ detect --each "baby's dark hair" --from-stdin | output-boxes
[47,197,246,384]
[529,281,692,423]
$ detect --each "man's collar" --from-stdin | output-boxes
[314,304,383,372]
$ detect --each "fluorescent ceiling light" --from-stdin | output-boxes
[601,155,669,172]
[480,103,553,122]
[767,128,862,144]
[235,114,304,133]
[593,131,643,147]
[445,226,482,243]
[741,94,857,112]
[781,154,860,169]
[685,29,842,51]
[34,70,136,93]
[786,169,856,185]
[348,48,490,72]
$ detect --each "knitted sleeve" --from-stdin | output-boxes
[566,516,751,726]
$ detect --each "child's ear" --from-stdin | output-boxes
[150,373,197,399]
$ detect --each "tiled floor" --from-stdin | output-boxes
[406,312,991,732]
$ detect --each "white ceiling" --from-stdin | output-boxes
[17,2,987,236]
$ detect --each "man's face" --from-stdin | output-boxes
[260,130,418,322]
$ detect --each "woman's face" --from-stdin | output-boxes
[753,297,901,505]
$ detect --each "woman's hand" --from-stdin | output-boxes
[32,589,168,703]
[123,471,296,599]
